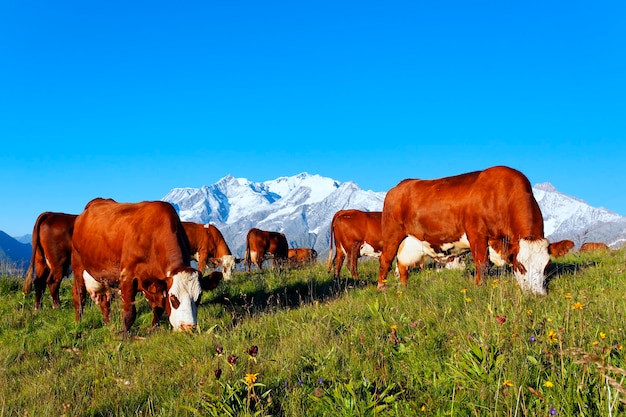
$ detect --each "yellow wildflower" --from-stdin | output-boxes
[600,332,606,340]
[420,405,426,412]
[572,302,584,310]
[543,381,554,388]
[465,297,472,303]
[565,293,572,299]
[526,309,533,315]
[460,288,467,294]
[547,330,558,343]
[245,373,259,386]
[503,379,513,387]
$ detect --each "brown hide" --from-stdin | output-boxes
[378,166,572,293]
[245,228,289,271]
[182,222,233,272]
[23,212,77,310]
[71,198,210,333]
[327,210,383,280]
[580,242,610,252]
[288,248,318,267]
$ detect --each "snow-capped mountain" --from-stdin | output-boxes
[162,173,626,258]
[533,183,626,248]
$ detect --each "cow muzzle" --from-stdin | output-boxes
[177,322,197,333]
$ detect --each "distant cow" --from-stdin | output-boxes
[378,166,574,295]
[244,228,289,271]
[580,242,610,252]
[183,222,241,280]
[23,212,78,310]
[327,210,383,280]
[288,248,318,267]
[71,198,222,333]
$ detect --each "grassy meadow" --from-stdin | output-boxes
[2,249,626,416]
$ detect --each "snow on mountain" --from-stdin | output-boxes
[162,173,385,257]
[161,173,626,259]
[532,182,625,245]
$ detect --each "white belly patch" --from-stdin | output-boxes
[359,241,381,258]
[397,234,471,266]
[83,270,105,300]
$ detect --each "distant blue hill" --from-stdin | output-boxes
[0,230,31,273]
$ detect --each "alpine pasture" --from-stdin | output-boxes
[2,249,626,416]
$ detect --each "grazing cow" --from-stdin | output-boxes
[183,222,241,280]
[288,248,318,267]
[327,210,383,280]
[71,198,222,333]
[244,228,289,271]
[580,242,610,252]
[23,212,78,310]
[377,166,575,295]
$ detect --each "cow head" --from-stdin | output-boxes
[210,255,238,280]
[512,238,551,295]
[163,268,201,331]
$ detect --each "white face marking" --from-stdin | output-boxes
[514,238,550,295]
[359,241,381,258]
[167,269,202,331]
[83,270,105,301]
[220,255,236,280]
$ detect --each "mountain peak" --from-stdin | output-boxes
[534,182,557,192]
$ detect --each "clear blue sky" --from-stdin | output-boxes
[1,1,624,237]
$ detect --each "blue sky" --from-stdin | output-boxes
[1,1,624,237]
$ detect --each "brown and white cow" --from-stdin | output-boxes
[327,210,383,280]
[580,242,610,252]
[377,166,574,295]
[23,212,78,310]
[183,222,241,280]
[71,198,222,333]
[244,228,289,271]
[288,248,318,267]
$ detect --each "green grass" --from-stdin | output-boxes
[2,250,626,416]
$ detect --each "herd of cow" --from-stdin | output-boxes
[23,165,608,335]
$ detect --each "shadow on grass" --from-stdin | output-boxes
[207,267,371,320]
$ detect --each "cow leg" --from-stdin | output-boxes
[71,251,87,322]
[120,279,138,335]
[333,247,346,280]
[32,270,48,311]
[396,262,410,286]
[378,235,405,290]
[197,251,208,275]
[47,264,65,309]
[469,235,489,285]
[47,278,62,309]
[349,242,361,280]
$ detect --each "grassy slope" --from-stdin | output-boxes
[2,250,626,416]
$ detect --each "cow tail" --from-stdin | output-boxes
[244,233,251,271]
[23,212,47,294]
[327,220,335,273]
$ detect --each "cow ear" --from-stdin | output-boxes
[142,277,167,295]
[201,271,223,290]
[549,240,575,258]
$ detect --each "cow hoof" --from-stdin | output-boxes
[377,283,387,291]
